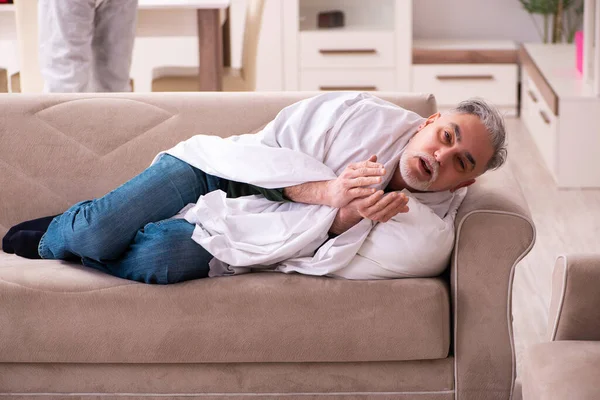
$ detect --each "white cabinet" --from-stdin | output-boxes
[521,70,558,174]
[282,0,412,92]
[411,40,519,115]
[520,43,600,188]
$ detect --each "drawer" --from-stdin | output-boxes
[300,31,395,69]
[519,46,558,115]
[523,72,549,113]
[521,70,558,175]
[412,64,518,107]
[300,69,396,91]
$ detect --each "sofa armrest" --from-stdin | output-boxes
[0,68,8,93]
[452,165,535,400]
[547,254,600,341]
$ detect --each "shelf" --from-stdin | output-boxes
[413,40,517,51]
[299,24,394,33]
[299,26,394,34]
[299,0,395,32]
[413,40,518,64]
[523,43,597,100]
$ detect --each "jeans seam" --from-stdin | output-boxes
[37,233,48,259]
[38,211,73,259]
[166,172,188,209]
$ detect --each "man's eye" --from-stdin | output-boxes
[444,131,451,142]
[459,159,466,170]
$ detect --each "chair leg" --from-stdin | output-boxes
[0,68,7,93]
[10,72,21,93]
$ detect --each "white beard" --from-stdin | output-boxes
[399,151,439,191]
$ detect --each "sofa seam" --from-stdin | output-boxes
[549,255,569,341]
[0,158,70,207]
[0,275,139,294]
[0,390,456,397]
[33,97,174,120]
[441,279,451,360]
[452,209,535,400]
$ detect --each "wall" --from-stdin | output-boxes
[413,0,542,42]
[0,10,19,79]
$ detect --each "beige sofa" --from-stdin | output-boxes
[0,92,535,400]
[521,255,600,399]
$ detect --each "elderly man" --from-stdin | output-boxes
[3,92,506,283]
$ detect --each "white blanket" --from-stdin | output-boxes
[153,92,466,279]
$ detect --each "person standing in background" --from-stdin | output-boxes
[38,0,138,92]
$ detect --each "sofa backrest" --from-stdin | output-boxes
[0,92,436,242]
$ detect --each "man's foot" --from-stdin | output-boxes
[2,215,58,255]
[8,230,45,259]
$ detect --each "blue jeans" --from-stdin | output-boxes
[39,154,224,284]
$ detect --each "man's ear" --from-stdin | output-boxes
[450,178,476,192]
[417,112,441,131]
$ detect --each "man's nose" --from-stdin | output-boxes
[434,149,451,164]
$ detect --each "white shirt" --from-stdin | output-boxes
[154,92,466,279]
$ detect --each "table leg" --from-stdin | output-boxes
[223,7,231,68]
[0,68,8,93]
[197,9,223,91]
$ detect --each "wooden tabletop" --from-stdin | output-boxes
[138,0,229,9]
[0,1,231,11]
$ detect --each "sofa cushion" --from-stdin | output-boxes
[0,252,450,363]
[0,359,455,395]
[522,341,600,400]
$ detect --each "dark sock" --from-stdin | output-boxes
[2,233,14,254]
[2,215,58,255]
[9,230,45,259]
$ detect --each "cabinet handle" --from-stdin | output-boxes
[539,110,551,125]
[320,86,377,91]
[436,75,494,81]
[528,90,538,103]
[319,49,377,55]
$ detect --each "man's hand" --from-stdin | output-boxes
[283,155,386,208]
[355,190,409,222]
[324,155,386,208]
[329,190,410,235]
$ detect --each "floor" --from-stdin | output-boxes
[507,116,600,377]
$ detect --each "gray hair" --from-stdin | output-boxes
[449,98,507,171]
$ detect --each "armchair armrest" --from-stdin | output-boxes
[452,165,535,400]
[547,254,600,341]
[0,68,8,93]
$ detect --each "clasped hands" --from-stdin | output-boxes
[327,155,409,235]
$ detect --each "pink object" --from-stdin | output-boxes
[575,30,583,74]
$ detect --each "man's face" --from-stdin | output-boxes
[399,112,495,192]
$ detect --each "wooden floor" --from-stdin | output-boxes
[507,117,600,377]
